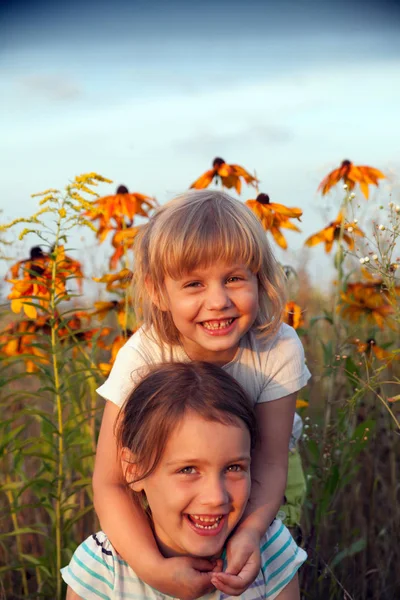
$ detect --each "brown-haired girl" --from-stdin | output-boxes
[63,362,306,599]
[93,190,311,598]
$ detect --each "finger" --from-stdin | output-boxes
[225,551,252,576]
[211,559,223,574]
[211,575,247,596]
[189,558,217,572]
[211,572,247,591]
[234,559,260,583]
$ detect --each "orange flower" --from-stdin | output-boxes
[93,269,133,293]
[351,337,394,362]
[6,246,83,318]
[92,300,127,329]
[109,227,141,270]
[305,211,364,253]
[84,185,156,240]
[7,274,57,319]
[318,159,385,199]
[8,246,49,279]
[284,301,304,329]
[346,270,400,306]
[98,331,133,375]
[0,320,49,373]
[55,246,84,291]
[246,194,302,249]
[190,158,258,195]
[296,399,309,409]
[339,286,394,329]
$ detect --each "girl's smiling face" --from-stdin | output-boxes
[130,411,251,559]
[162,261,259,364]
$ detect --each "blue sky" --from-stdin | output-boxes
[1,0,400,285]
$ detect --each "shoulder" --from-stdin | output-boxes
[260,520,307,599]
[246,323,304,355]
[238,325,311,402]
[61,532,117,598]
[96,326,164,407]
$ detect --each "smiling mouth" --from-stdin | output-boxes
[187,514,223,530]
[201,318,236,331]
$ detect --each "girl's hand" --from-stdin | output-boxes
[156,555,222,600]
[211,528,261,596]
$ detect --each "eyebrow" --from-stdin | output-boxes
[181,265,249,278]
[165,455,251,467]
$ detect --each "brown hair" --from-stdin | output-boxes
[117,361,258,485]
[133,189,287,345]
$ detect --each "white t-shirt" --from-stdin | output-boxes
[97,323,311,409]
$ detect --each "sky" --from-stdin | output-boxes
[1,0,400,287]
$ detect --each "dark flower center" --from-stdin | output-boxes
[256,193,270,205]
[117,185,129,194]
[212,157,225,168]
[30,246,45,259]
[341,160,351,167]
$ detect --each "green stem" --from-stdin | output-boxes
[322,194,350,443]
[4,455,29,597]
[50,204,65,600]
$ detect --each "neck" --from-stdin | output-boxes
[180,342,239,366]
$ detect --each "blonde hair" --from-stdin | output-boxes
[133,189,286,345]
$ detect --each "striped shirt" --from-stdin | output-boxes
[61,519,306,600]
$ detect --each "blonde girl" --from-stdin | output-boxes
[93,190,311,598]
[64,362,306,599]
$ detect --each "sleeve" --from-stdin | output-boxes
[258,324,311,403]
[261,520,307,599]
[61,532,115,599]
[96,344,149,408]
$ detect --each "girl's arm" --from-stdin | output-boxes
[66,587,83,600]
[93,401,217,600]
[240,391,297,535]
[276,574,300,600]
[212,392,296,595]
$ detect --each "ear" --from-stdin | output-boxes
[120,447,145,492]
[144,276,168,312]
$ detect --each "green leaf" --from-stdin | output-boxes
[330,538,366,568]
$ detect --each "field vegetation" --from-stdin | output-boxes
[0,161,399,599]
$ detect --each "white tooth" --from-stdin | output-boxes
[203,318,233,330]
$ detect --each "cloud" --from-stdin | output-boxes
[19,74,81,101]
[172,124,294,159]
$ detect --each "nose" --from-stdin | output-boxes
[205,282,232,311]
[199,474,230,508]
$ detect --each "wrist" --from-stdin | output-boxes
[237,510,275,539]
[134,553,168,587]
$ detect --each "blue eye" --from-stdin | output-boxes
[179,466,197,474]
[226,464,243,472]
